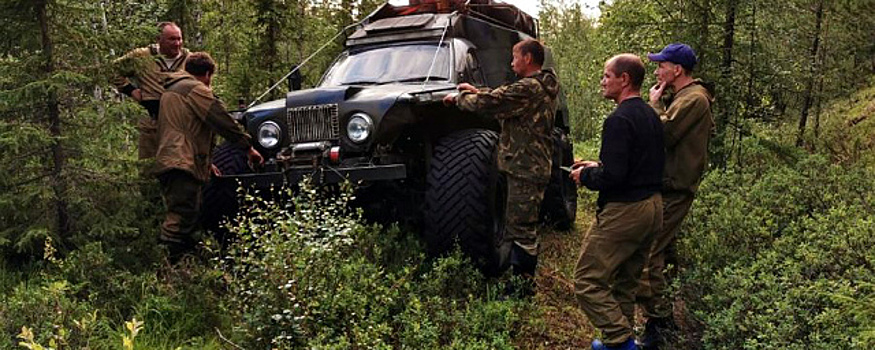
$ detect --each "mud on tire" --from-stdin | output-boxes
[424,129,508,276]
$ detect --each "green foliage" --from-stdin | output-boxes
[218,180,522,348]
[680,134,875,348]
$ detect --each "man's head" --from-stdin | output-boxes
[648,43,696,87]
[185,52,216,86]
[601,54,645,102]
[157,22,183,58]
[511,39,545,77]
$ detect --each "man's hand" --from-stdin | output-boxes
[210,164,222,177]
[569,160,599,185]
[456,82,478,94]
[131,88,143,102]
[572,160,599,170]
[444,83,480,106]
[247,147,264,169]
[649,82,667,104]
[443,93,458,106]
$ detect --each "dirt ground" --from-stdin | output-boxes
[514,200,702,349]
[514,205,597,349]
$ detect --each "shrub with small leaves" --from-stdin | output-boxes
[217,178,522,348]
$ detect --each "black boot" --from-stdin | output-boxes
[507,244,538,298]
[641,317,677,350]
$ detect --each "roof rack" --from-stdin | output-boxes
[365,0,538,38]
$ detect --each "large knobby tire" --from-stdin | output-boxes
[200,141,250,241]
[424,129,508,276]
[540,127,577,230]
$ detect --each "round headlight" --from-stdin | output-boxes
[347,113,373,144]
[257,121,281,149]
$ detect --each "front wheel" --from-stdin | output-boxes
[423,129,508,276]
[200,141,251,243]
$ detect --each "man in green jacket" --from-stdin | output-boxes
[638,43,715,350]
[155,52,262,257]
[443,39,560,295]
[113,22,189,162]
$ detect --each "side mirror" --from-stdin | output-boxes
[288,67,302,91]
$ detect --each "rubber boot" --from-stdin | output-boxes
[592,337,638,350]
[507,244,537,297]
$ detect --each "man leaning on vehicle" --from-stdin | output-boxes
[443,39,560,296]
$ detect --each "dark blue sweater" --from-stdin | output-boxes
[581,97,664,207]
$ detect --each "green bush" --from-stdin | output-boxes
[217,179,522,349]
[680,137,875,349]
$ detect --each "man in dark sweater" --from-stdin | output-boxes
[569,54,665,350]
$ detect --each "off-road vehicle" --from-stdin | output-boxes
[207,0,577,274]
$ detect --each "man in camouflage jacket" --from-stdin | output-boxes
[444,39,559,294]
[155,52,262,257]
[113,22,189,161]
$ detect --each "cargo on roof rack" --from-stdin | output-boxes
[364,0,537,38]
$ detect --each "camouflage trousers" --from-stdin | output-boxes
[157,169,203,248]
[574,193,662,346]
[637,190,695,319]
[504,176,547,256]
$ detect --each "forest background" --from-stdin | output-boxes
[3,0,875,349]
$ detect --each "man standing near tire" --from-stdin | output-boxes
[155,52,262,257]
[443,39,560,295]
[570,54,664,350]
[637,43,714,350]
[113,22,189,163]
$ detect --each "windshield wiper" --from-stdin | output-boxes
[343,80,381,86]
[394,76,449,83]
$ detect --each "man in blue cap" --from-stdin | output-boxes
[638,43,715,350]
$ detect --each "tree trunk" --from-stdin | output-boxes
[696,0,711,71]
[796,0,824,147]
[715,0,737,166]
[37,0,70,242]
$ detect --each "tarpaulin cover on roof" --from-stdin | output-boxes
[368,0,538,38]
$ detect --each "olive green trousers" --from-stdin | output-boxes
[574,193,663,346]
[637,190,695,319]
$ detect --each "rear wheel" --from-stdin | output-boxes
[540,127,577,230]
[423,129,508,276]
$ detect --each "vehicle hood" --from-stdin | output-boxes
[285,82,456,113]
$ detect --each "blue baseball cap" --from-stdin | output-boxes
[648,43,697,70]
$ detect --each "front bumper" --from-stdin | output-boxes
[220,163,407,189]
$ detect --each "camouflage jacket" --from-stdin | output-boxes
[154,72,251,182]
[457,69,560,183]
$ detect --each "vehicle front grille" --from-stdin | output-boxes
[286,104,340,143]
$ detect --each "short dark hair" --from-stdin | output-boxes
[185,52,216,77]
[516,39,545,67]
[157,21,179,38]
[608,54,645,89]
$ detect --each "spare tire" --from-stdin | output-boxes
[424,129,508,276]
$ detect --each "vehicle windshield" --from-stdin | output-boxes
[320,44,451,87]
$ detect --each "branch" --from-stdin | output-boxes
[215,328,246,350]
[2,172,52,191]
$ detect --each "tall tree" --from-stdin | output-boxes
[35,0,70,242]
[796,0,824,147]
